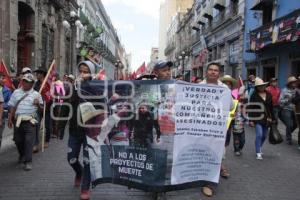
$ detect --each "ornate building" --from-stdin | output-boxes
[0,0,79,75]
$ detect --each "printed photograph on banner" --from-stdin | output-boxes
[78,80,231,191]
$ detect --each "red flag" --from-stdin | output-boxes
[130,71,136,80]
[96,69,106,80]
[237,75,244,88]
[0,59,14,90]
[136,62,146,76]
[39,60,57,103]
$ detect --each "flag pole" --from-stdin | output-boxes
[41,102,46,152]
[39,59,56,94]
[39,59,55,152]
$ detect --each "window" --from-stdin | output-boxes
[262,7,272,24]
[231,0,238,15]
[229,40,239,56]
[208,48,213,62]
[218,44,225,59]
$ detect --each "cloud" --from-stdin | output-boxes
[102,0,164,19]
[112,20,135,32]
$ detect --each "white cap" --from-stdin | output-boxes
[21,67,32,74]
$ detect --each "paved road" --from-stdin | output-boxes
[0,125,300,200]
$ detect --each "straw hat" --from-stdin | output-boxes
[269,77,278,82]
[287,76,298,85]
[254,77,268,87]
[79,102,106,124]
[220,75,237,87]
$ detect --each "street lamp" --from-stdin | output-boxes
[63,10,84,74]
[115,60,121,80]
[179,51,189,80]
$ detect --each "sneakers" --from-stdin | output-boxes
[44,142,49,149]
[298,146,300,150]
[80,190,90,200]
[235,151,241,156]
[256,153,263,160]
[33,146,39,153]
[74,175,82,187]
[23,162,32,171]
[202,186,213,197]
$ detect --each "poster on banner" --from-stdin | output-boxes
[78,80,231,191]
[171,84,232,184]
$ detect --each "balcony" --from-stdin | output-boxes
[202,3,239,34]
[251,0,274,10]
[213,0,225,10]
[202,3,213,20]
[197,15,206,25]
[51,0,65,9]
[249,8,300,52]
[191,22,200,31]
[164,42,176,56]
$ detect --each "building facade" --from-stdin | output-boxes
[77,0,128,80]
[158,0,194,60]
[0,0,128,79]
[243,0,300,88]
[147,47,159,73]
[191,0,245,79]
[0,0,79,76]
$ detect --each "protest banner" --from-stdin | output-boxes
[77,80,231,192]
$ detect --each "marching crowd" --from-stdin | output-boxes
[0,60,299,199]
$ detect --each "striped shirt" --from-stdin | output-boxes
[8,88,43,116]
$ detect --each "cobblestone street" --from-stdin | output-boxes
[1,125,300,200]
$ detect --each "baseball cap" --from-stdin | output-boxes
[22,73,35,82]
[153,61,173,71]
[34,67,47,76]
[21,67,32,74]
[67,74,75,81]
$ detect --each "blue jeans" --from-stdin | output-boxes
[255,123,268,153]
[67,134,91,190]
[280,109,297,142]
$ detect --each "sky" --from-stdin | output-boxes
[102,0,164,71]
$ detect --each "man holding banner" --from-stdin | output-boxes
[65,60,97,200]
[199,62,233,197]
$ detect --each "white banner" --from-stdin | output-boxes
[171,83,231,184]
